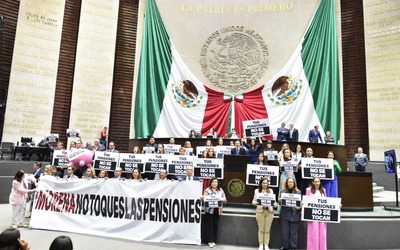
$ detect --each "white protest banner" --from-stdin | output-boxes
[302,196,341,223]
[246,164,279,187]
[118,153,148,173]
[204,195,223,209]
[243,118,270,137]
[93,151,119,171]
[256,192,276,207]
[168,155,194,175]
[164,144,181,155]
[215,146,234,158]
[301,158,334,180]
[31,176,202,244]
[52,150,68,168]
[145,154,170,173]
[264,150,278,161]
[193,158,224,179]
[280,161,298,172]
[281,193,302,207]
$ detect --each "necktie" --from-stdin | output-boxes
[188,177,191,181]
[236,148,239,155]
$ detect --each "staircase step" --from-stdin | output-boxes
[373,186,384,193]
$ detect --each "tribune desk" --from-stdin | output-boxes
[130,138,372,209]
[13,146,49,161]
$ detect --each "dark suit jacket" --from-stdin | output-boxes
[231,147,246,155]
[308,129,322,143]
[183,175,199,181]
[279,189,302,222]
[288,128,299,142]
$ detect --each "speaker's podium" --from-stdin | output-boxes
[220,155,254,206]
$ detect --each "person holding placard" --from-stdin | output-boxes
[279,149,297,195]
[297,148,314,195]
[252,177,277,250]
[306,177,327,250]
[322,151,342,197]
[255,153,266,165]
[202,178,227,248]
[243,136,263,163]
[278,177,301,250]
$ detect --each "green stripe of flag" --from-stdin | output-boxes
[134,0,172,138]
[301,0,341,142]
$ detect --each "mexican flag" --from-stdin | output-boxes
[134,0,340,142]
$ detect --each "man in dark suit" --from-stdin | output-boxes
[106,141,119,153]
[308,125,323,143]
[231,140,246,155]
[288,122,299,142]
[277,122,289,141]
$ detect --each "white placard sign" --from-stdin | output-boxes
[204,195,223,209]
[168,155,194,175]
[31,176,202,244]
[281,193,302,207]
[118,153,148,173]
[264,150,278,161]
[196,146,216,157]
[164,144,181,155]
[243,118,271,137]
[280,161,298,172]
[145,154,170,173]
[302,196,341,223]
[215,146,234,158]
[93,151,120,171]
[246,164,279,187]
[256,192,276,207]
[52,150,68,168]
[193,158,224,179]
[301,158,334,180]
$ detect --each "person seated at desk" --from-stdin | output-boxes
[231,140,246,155]
[206,128,218,139]
[227,128,240,139]
[189,129,201,138]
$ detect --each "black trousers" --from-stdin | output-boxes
[205,212,220,243]
[280,218,299,249]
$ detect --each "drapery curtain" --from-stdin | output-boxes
[201,86,231,137]
[235,86,272,139]
[301,0,341,141]
[134,0,172,138]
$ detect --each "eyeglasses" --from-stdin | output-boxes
[67,168,72,171]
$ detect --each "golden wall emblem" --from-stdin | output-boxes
[227,178,246,197]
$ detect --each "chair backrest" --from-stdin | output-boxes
[1,142,14,153]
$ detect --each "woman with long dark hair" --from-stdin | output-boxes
[9,170,35,228]
[202,178,227,248]
[252,177,276,250]
[306,177,327,250]
[278,177,302,250]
